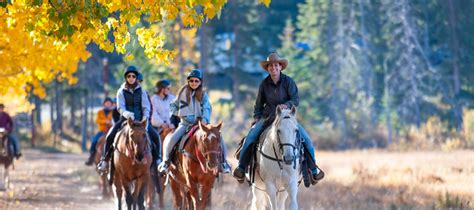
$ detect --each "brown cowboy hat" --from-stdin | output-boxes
[260,53,289,71]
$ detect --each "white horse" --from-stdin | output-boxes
[252,105,302,210]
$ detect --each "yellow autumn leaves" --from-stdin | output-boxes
[0,0,271,111]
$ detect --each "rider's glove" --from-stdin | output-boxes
[123,111,135,121]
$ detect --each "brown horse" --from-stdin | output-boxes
[94,135,112,198]
[169,121,223,210]
[113,118,152,210]
[145,126,173,210]
[0,128,14,190]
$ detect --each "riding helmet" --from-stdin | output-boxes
[156,79,171,89]
[187,69,203,80]
[123,65,139,78]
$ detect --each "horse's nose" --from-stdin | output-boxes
[283,154,294,165]
[207,161,218,169]
[136,154,144,161]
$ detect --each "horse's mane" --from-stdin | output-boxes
[272,109,297,129]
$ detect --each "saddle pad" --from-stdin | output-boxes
[178,125,199,151]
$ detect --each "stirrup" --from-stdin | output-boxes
[97,159,109,174]
[311,168,325,185]
[157,161,169,174]
[232,167,245,183]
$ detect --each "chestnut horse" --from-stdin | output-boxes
[113,119,152,210]
[169,121,223,210]
[0,128,14,190]
[145,127,173,210]
[94,135,112,198]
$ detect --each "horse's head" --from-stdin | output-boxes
[274,105,299,165]
[195,120,222,171]
[126,118,149,163]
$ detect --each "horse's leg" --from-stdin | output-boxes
[123,183,133,210]
[200,179,214,209]
[185,190,193,210]
[100,174,107,198]
[4,166,9,190]
[136,181,147,210]
[286,179,298,210]
[251,186,266,210]
[186,181,200,210]
[276,190,288,210]
[145,176,155,210]
[265,181,278,210]
[114,176,123,210]
[158,176,165,210]
[169,179,183,209]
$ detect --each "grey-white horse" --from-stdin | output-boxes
[252,105,302,210]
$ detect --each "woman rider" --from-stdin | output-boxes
[97,65,161,173]
[157,69,231,174]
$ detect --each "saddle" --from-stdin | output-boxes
[170,125,199,167]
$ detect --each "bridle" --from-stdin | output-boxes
[259,116,302,170]
[195,130,222,169]
[117,126,150,164]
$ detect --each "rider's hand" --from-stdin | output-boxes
[123,111,135,120]
[279,104,288,109]
[161,124,169,129]
[168,123,175,129]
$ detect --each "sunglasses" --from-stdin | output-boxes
[126,74,136,78]
[188,79,200,83]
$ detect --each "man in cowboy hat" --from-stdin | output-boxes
[232,52,324,185]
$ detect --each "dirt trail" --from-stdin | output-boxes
[0,149,472,209]
[0,149,114,210]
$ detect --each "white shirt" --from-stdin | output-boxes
[151,93,175,127]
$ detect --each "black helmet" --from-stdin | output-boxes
[187,69,202,80]
[156,79,171,89]
[103,97,113,104]
[123,65,139,78]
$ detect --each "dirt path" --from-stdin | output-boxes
[0,149,472,209]
[0,149,114,210]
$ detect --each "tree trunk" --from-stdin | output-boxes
[447,0,463,130]
[199,24,209,76]
[54,80,63,134]
[231,24,241,109]
[33,95,42,127]
[177,22,185,85]
[81,91,89,152]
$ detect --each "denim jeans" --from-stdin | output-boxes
[90,131,105,155]
[8,134,20,155]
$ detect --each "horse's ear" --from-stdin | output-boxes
[198,120,204,131]
[127,118,134,126]
[140,118,147,128]
[276,105,282,116]
[215,121,222,130]
[290,105,297,116]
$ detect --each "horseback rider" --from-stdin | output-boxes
[151,79,176,131]
[232,53,325,184]
[157,69,232,174]
[136,72,162,163]
[85,97,114,166]
[0,103,21,159]
[97,66,162,173]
